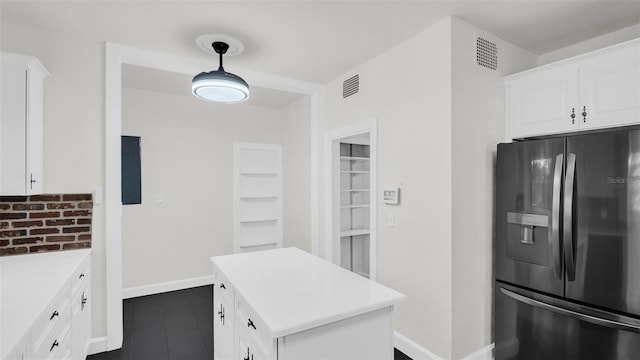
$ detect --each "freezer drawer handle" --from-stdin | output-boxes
[499,287,640,333]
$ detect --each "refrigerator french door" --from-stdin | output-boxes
[495,128,640,359]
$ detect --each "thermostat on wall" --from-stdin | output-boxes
[383,187,400,205]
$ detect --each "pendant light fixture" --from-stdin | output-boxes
[192,41,250,103]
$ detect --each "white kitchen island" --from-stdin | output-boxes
[210,247,406,360]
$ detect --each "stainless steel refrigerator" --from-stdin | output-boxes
[495,127,640,359]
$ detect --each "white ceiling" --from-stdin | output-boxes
[2,1,639,107]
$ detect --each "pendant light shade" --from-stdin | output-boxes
[192,41,249,103]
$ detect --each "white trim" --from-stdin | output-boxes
[462,343,495,360]
[394,331,442,360]
[105,42,123,351]
[87,336,107,356]
[310,90,325,258]
[105,42,324,352]
[122,275,215,299]
[323,119,378,280]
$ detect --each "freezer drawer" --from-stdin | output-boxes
[495,282,640,360]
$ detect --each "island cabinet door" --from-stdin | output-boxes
[214,281,235,360]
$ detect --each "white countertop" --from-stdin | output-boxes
[211,247,406,338]
[0,249,91,358]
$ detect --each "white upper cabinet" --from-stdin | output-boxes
[505,39,639,139]
[0,52,49,195]
[579,41,640,129]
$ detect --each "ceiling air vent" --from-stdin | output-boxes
[343,74,359,98]
[476,37,498,70]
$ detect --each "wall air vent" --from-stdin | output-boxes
[476,37,498,70]
[343,74,359,98]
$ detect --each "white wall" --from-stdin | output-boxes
[324,17,454,359]
[121,87,288,289]
[323,16,537,359]
[538,24,640,65]
[282,96,312,251]
[450,18,537,359]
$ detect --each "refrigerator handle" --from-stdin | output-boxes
[563,153,577,281]
[499,287,640,333]
[551,153,564,279]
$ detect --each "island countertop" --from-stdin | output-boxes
[210,247,406,339]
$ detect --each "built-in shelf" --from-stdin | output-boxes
[338,142,371,280]
[239,242,276,249]
[340,156,370,161]
[341,204,369,209]
[340,170,370,174]
[340,228,370,237]
[239,195,278,200]
[239,217,278,223]
[239,172,278,176]
[234,142,283,253]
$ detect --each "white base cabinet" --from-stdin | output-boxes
[1,250,92,360]
[505,38,639,139]
[0,52,49,195]
[211,248,405,360]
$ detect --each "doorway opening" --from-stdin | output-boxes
[325,120,377,280]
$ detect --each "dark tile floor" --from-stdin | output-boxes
[88,285,413,360]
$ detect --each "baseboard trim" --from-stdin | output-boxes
[394,331,442,360]
[462,343,494,360]
[122,275,215,299]
[87,336,107,355]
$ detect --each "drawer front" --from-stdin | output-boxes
[71,255,90,296]
[236,296,273,358]
[237,329,271,360]
[31,281,71,351]
[32,310,70,360]
[214,268,234,304]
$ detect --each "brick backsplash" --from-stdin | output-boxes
[0,194,93,256]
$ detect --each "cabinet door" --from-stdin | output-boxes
[579,40,640,130]
[214,287,235,360]
[507,63,580,139]
[0,52,48,195]
[25,61,46,195]
[0,54,28,194]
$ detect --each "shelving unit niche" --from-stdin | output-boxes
[339,142,371,278]
[234,142,282,253]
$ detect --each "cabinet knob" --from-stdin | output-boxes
[582,106,587,122]
[49,340,59,352]
[570,108,576,124]
[248,318,256,330]
[220,283,226,290]
[50,310,59,321]
[79,273,85,279]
